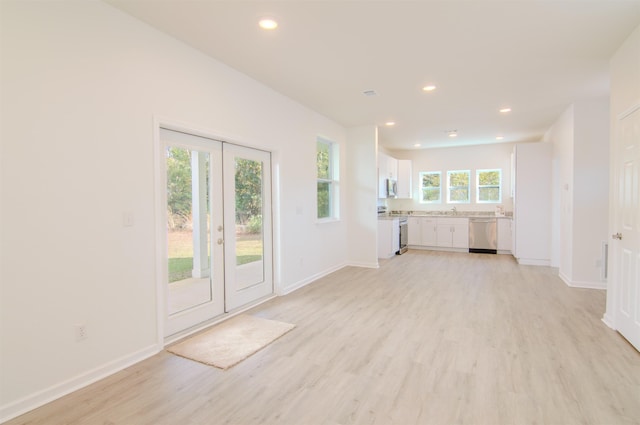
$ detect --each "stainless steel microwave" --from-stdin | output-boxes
[387,178,397,198]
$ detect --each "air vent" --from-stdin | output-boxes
[363,90,378,97]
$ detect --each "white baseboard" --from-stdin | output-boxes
[348,260,379,269]
[558,272,607,290]
[408,246,468,253]
[277,262,348,296]
[0,343,160,424]
[516,258,551,266]
[602,313,616,329]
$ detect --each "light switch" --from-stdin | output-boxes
[123,212,135,227]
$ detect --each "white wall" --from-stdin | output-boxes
[0,1,350,418]
[547,106,575,276]
[513,142,552,265]
[387,143,516,213]
[545,99,609,288]
[346,126,379,268]
[573,100,610,285]
[605,24,640,324]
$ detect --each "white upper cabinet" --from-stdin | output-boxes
[387,156,398,180]
[378,152,409,199]
[396,159,412,199]
[378,152,389,198]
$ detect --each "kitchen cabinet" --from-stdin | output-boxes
[396,159,412,199]
[387,156,398,180]
[436,218,469,249]
[378,152,398,198]
[378,152,400,198]
[497,218,512,253]
[408,217,436,246]
[378,218,399,259]
[409,217,466,248]
[420,218,437,246]
[408,217,422,246]
[378,152,389,198]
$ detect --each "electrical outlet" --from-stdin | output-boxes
[75,324,87,342]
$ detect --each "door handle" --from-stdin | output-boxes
[612,233,623,240]
[217,238,224,245]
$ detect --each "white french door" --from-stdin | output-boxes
[159,128,273,337]
[612,105,640,351]
[223,144,273,311]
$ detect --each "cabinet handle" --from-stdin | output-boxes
[612,233,623,240]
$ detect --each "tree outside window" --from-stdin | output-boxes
[476,169,502,203]
[447,170,470,203]
[419,171,441,203]
[317,138,339,220]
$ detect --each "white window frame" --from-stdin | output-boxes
[447,170,470,204]
[316,137,340,222]
[476,169,502,203]
[419,171,442,203]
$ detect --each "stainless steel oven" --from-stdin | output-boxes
[397,217,408,254]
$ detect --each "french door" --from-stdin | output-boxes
[160,128,273,337]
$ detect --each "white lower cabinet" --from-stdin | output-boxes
[497,217,512,253]
[408,217,468,249]
[378,218,399,259]
[408,217,437,246]
[436,218,469,249]
[408,217,422,246]
[420,219,438,246]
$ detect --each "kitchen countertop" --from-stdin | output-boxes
[379,211,512,219]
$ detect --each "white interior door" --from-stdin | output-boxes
[223,144,273,311]
[613,105,640,351]
[160,129,225,336]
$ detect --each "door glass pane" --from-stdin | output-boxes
[234,158,264,289]
[166,146,212,315]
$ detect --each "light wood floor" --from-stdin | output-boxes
[8,251,640,425]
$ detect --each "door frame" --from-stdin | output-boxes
[153,118,281,345]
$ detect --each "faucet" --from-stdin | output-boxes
[451,207,457,215]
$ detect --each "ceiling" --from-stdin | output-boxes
[107,0,640,150]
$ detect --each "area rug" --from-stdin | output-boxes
[167,314,296,370]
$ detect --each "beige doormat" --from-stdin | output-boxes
[167,314,295,370]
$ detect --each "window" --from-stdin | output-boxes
[419,171,441,203]
[317,138,339,220]
[447,170,470,203]
[476,169,502,203]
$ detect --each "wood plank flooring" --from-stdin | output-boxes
[7,251,640,425]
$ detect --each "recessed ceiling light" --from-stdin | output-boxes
[414,143,421,147]
[496,136,504,140]
[499,108,512,113]
[385,121,395,126]
[448,131,457,138]
[259,18,278,30]
[422,85,437,92]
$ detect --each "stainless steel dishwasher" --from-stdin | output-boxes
[469,217,497,254]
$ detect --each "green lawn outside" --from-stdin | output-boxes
[168,231,263,283]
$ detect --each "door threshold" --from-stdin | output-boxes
[164,293,277,346]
